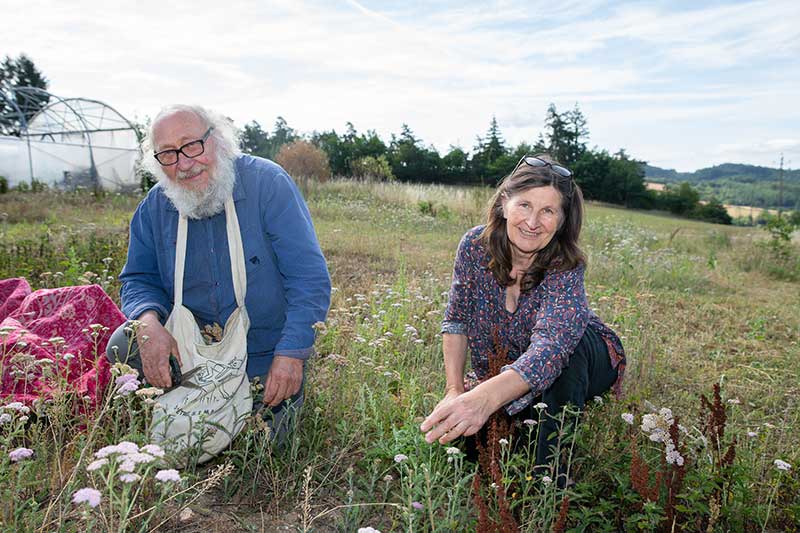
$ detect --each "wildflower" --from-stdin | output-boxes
[3,402,30,413]
[774,460,792,472]
[445,446,461,455]
[726,398,740,405]
[665,449,685,466]
[119,473,141,483]
[542,476,553,486]
[95,445,118,458]
[63,353,75,361]
[18,415,29,423]
[357,528,382,533]
[499,438,509,446]
[135,387,164,397]
[747,431,758,438]
[593,396,603,405]
[141,444,165,458]
[9,447,34,462]
[72,487,102,508]
[525,475,532,481]
[522,418,537,426]
[115,373,141,395]
[114,441,140,454]
[155,469,182,483]
[621,413,634,425]
[490,482,498,489]
[118,460,136,473]
[411,501,423,510]
[86,458,108,472]
[533,402,548,410]
[383,474,393,482]
[394,454,408,463]
[122,452,155,464]
[0,413,12,424]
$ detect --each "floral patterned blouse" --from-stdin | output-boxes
[441,226,625,415]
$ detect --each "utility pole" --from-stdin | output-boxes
[778,154,784,219]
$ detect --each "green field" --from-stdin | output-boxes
[0,181,798,532]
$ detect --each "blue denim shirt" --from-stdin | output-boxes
[119,155,331,378]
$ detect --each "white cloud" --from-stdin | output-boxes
[1,0,798,170]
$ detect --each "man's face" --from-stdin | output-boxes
[152,111,216,192]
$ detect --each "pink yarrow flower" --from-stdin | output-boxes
[9,447,34,462]
[72,487,102,508]
[115,373,141,395]
[119,473,141,483]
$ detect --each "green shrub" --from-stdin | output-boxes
[351,155,395,182]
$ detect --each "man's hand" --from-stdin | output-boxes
[136,311,181,389]
[420,388,493,444]
[262,355,304,407]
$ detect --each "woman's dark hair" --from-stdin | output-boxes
[479,154,585,290]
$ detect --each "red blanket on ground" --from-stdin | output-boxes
[0,278,125,406]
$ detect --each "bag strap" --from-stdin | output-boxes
[224,197,247,307]
[174,214,188,307]
[173,196,247,308]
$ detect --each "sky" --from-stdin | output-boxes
[3,0,799,172]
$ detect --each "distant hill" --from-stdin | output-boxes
[644,163,800,210]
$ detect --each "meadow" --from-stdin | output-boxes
[0,180,798,532]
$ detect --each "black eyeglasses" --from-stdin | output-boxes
[516,155,572,178]
[153,127,214,166]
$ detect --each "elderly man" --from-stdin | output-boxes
[109,104,330,433]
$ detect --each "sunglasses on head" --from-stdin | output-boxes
[516,155,572,178]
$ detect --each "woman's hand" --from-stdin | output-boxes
[420,388,493,444]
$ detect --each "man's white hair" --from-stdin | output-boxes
[140,105,242,219]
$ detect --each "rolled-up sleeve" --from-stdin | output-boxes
[263,170,331,360]
[502,266,589,415]
[120,197,171,321]
[441,231,477,335]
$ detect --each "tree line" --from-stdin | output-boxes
[1,53,731,224]
[241,104,732,224]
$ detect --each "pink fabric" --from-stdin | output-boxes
[0,282,126,407]
[0,278,32,320]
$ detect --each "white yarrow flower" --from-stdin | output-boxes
[155,469,182,483]
[774,459,792,471]
[86,458,108,472]
[621,413,634,425]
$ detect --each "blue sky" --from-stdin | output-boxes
[3,0,799,172]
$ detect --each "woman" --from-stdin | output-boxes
[420,154,625,471]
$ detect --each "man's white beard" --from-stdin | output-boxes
[161,156,236,219]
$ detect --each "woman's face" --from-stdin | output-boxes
[502,185,563,260]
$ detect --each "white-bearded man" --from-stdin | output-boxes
[108,104,331,439]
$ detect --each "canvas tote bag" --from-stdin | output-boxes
[151,197,252,464]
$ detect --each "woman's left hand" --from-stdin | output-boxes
[420,389,493,444]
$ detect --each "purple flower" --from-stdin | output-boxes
[393,454,408,463]
[155,469,182,483]
[9,447,34,462]
[115,373,141,395]
[411,501,424,510]
[72,487,102,508]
